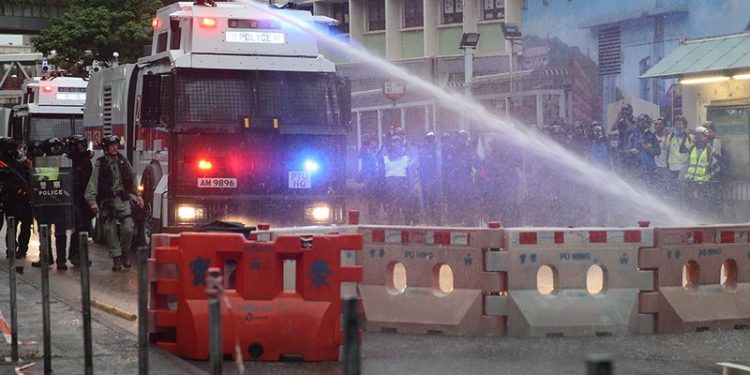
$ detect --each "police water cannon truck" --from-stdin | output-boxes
[83,1,351,234]
[9,73,88,145]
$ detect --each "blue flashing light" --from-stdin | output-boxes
[303,158,320,173]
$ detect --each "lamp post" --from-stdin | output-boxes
[500,23,522,94]
[459,32,480,130]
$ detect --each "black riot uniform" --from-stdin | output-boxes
[65,135,94,266]
[0,137,32,259]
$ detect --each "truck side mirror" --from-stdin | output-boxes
[141,74,161,127]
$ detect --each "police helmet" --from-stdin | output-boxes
[101,134,121,148]
[43,137,64,156]
[27,140,45,158]
[66,134,89,154]
[694,126,709,137]
[0,137,20,162]
[425,131,436,141]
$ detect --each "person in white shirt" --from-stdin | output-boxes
[383,135,413,224]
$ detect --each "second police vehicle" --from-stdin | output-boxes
[9,60,88,146]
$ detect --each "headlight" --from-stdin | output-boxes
[306,204,331,222]
[176,204,204,222]
[303,158,320,173]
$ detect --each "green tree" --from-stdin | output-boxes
[31,0,167,76]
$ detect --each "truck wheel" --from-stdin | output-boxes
[141,165,162,245]
[143,201,163,246]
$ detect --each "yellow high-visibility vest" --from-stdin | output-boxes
[685,147,710,183]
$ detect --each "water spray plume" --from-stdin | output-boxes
[243,1,702,226]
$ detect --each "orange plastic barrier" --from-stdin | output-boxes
[148,233,180,347]
[148,231,363,361]
[486,227,655,337]
[357,225,507,336]
[639,225,750,333]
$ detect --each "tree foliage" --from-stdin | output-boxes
[31,0,168,75]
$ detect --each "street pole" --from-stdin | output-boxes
[137,245,149,375]
[463,46,474,131]
[40,225,52,375]
[206,268,223,375]
[79,232,93,375]
[342,297,361,375]
[509,41,514,94]
[8,216,18,362]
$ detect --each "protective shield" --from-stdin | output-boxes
[31,155,73,229]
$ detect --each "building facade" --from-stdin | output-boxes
[521,0,750,126]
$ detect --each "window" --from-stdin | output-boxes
[29,115,83,141]
[598,26,621,75]
[404,0,423,28]
[368,0,385,31]
[170,20,181,50]
[156,32,168,53]
[332,3,349,33]
[639,56,651,100]
[174,70,342,129]
[483,0,505,20]
[443,0,463,24]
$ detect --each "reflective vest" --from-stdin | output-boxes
[685,146,710,183]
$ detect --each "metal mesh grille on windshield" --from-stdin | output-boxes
[175,74,252,124]
[173,70,338,127]
[29,117,83,141]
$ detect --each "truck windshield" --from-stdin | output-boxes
[29,115,83,141]
[174,70,342,128]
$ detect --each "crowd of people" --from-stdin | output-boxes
[0,134,143,272]
[357,104,726,227]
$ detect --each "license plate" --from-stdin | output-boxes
[197,178,237,188]
[288,171,311,189]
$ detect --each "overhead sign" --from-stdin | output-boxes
[382,80,406,102]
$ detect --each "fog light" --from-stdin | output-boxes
[177,205,203,222]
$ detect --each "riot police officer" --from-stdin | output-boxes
[65,134,94,267]
[0,137,32,260]
[31,138,71,270]
[85,135,143,271]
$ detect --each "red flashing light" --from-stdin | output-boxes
[152,17,160,29]
[198,159,213,170]
[42,85,53,92]
[200,17,217,27]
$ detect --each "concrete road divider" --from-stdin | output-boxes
[357,225,507,336]
[639,225,750,333]
[487,227,655,337]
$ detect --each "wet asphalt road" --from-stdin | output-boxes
[6,228,749,375]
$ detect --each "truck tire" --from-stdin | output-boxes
[140,164,162,245]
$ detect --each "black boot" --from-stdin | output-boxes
[121,251,131,269]
[56,260,68,271]
[112,256,122,272]
[32,252,54,268]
